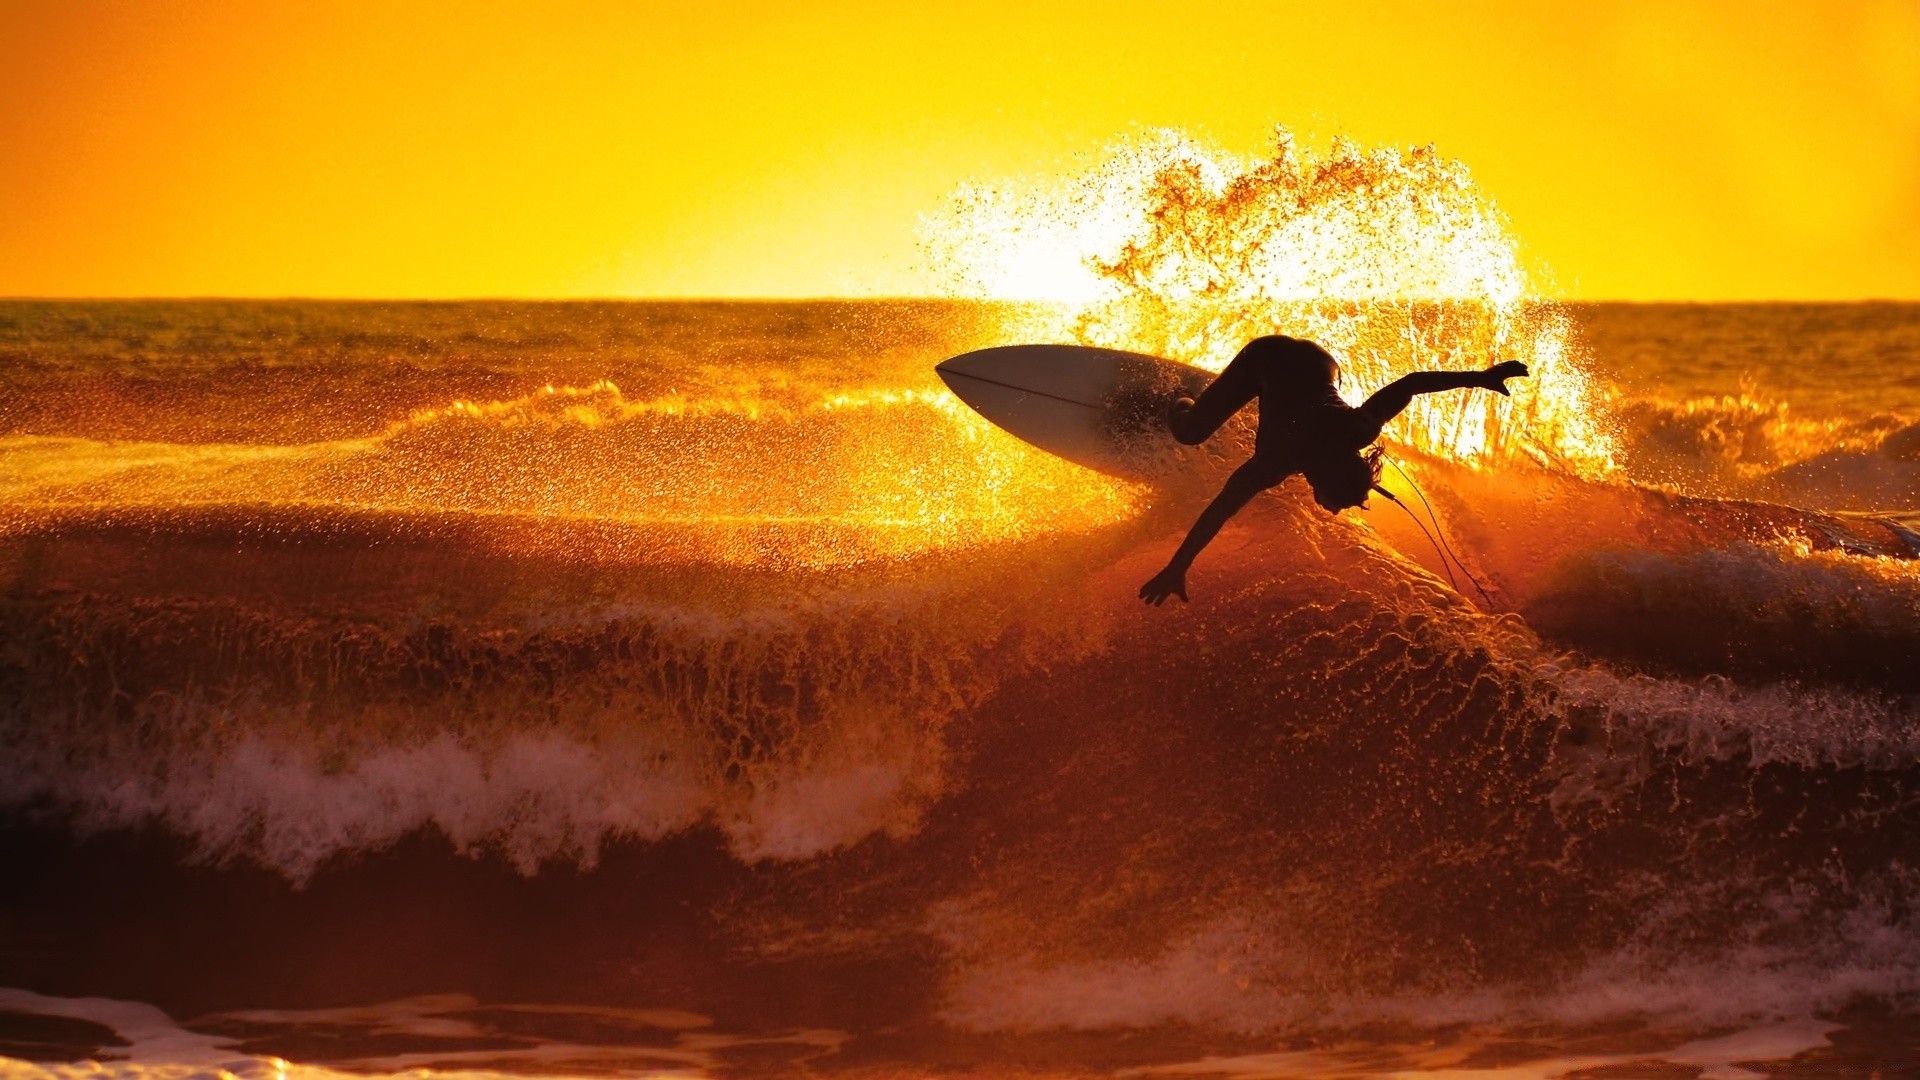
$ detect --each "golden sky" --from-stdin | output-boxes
[2,1,1917,300]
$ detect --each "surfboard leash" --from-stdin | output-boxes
[1372,454,1495,607]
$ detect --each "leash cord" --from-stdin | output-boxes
[1379,454,1496,606]
[1383,492,1460,593]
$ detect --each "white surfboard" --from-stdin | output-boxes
[935,344,1217,480]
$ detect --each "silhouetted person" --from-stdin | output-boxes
[1139,335,1528,605]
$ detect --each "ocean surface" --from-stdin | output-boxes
[3,298,1920,1079]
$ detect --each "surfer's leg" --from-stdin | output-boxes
[1171,350,1261,445]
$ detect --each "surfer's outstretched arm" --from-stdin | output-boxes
[1359,361,1529,424]
[1139,458,1284,606]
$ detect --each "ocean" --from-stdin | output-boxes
[3,298,1920,1078]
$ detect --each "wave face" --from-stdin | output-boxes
[4,140,1920,1076]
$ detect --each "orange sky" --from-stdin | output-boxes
[2,1,1916,300]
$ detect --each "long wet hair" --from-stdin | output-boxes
[1303,445,1385,510]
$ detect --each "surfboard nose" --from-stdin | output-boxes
[934,347,1002,377]
[933,354,963,392]
[934,347,1021,400]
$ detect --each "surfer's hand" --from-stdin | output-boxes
[1482,360,1529,396]
[1139,565,1189,606]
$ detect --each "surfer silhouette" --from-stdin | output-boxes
[1139,335,1528,605]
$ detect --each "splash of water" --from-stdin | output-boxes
[922,128,1617,472]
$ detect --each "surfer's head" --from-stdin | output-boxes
[1303,446,1383,512]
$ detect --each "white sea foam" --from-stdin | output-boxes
[1,720,945,879]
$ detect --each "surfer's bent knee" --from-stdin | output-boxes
[1168,397,1206,445]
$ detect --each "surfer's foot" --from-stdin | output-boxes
[1167,396,1200,444]
[1139,565,1189,606]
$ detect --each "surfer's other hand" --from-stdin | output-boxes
[1139,565,1189,606]
[1482,360,1529,396]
